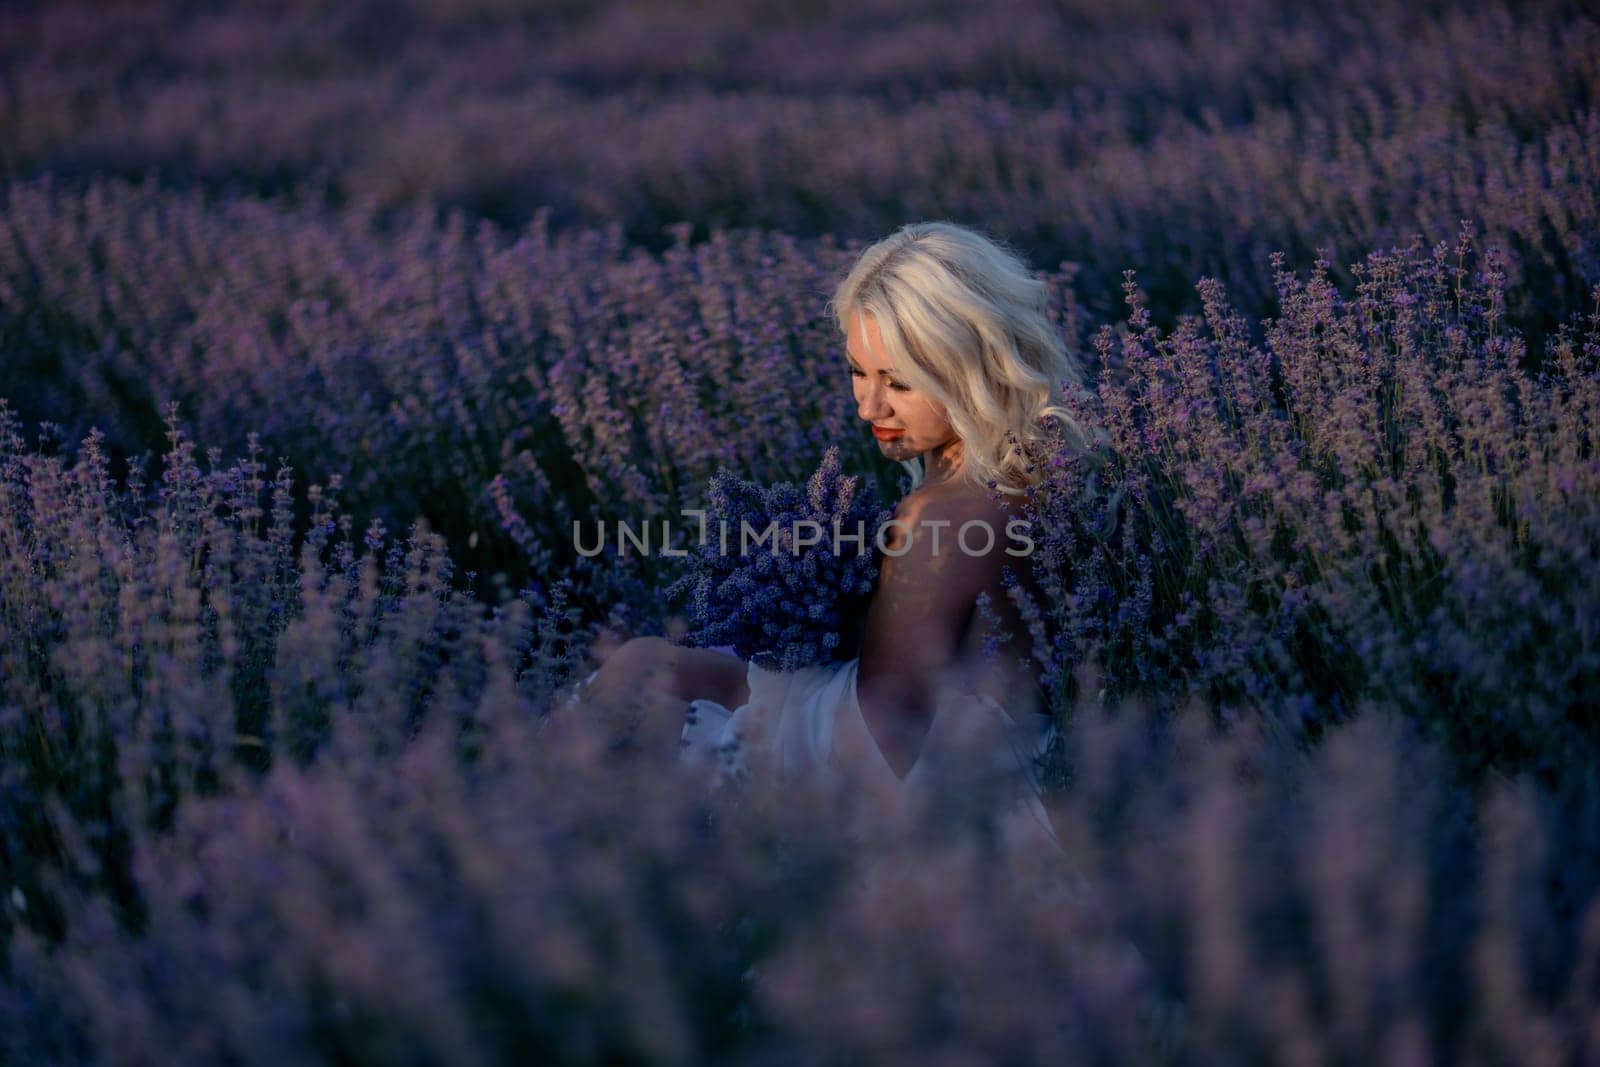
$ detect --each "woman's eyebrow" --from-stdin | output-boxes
[845,352,892,375]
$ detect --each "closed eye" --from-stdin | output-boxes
[849,366,911,392]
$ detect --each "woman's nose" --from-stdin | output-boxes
[857,382,892,421]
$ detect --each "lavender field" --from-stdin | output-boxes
[2,0,1599,1061]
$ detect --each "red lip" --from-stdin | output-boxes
[871,426,904,441]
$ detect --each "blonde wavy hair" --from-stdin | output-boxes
[828,221,1093,497]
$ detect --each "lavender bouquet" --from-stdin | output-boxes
[666,448,890,672]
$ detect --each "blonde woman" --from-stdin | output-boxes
[577,222,1093,848]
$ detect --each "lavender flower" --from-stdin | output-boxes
[666,447,889,671]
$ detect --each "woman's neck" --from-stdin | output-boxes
[921,438,965,489]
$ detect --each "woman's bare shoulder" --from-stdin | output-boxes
[869,484,1027,637]
[894,481,1025,555]
[892,482,1044,633]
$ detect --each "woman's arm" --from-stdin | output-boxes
[855,491,1002,779]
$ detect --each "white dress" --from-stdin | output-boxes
[676,654,1064,855]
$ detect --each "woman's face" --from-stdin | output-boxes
[845,310,959,463]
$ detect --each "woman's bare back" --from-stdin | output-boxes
[855,481,1045,776]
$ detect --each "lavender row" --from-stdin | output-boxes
[1014,231,1600,773]
[4,2,1595,327]
[0,401,589,941]
[18,0,1580,103]
[3,618,1596,1061]
[10,1,1587,124]
[0,177,915,620]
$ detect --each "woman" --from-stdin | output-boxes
[576,221,1091,847]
